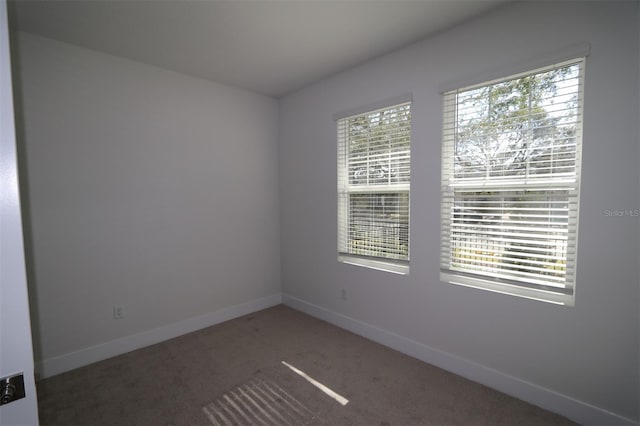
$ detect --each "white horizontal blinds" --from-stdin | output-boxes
[441,59,584,302]
[348,193,409,259]
[338,102,411,262]
[443,189,578,290]
[444,59,583,186]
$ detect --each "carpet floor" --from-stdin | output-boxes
[36,305,575,425]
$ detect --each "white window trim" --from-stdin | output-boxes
[339,255,409,275]
[337,98,412,275]
[440,58,586,306]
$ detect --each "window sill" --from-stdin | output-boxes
[440,271,573,306]
[339,255,409,275]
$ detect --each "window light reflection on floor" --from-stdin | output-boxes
[281,361,349,406]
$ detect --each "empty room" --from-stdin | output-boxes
[0,0,638,425]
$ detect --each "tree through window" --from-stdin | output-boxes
[440,59,585,305]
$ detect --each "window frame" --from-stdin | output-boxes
[337,99,412,275]
[440,58,586,305]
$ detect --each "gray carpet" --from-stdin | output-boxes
[37,305,575,425]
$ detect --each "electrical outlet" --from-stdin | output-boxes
[341,289,347,301]
[113,305,125,319]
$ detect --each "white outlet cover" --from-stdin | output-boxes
[113,305,125,319]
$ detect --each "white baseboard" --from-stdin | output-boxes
[282,293,638,426]
[37,293,282,379]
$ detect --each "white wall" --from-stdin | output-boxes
[280,1,639,423]
[13,33,281,373]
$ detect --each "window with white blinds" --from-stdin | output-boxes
[440,58,585,305]
[338,101,411,274]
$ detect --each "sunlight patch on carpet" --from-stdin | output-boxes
[281,361,349,406]
[202,377,322,426]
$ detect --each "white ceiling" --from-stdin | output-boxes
[9,0,509,97]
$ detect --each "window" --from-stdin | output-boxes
[440,58,585,305]
[338,101,411,274]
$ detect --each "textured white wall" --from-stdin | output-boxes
[14,33,281,364]
[280,1,639,422]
